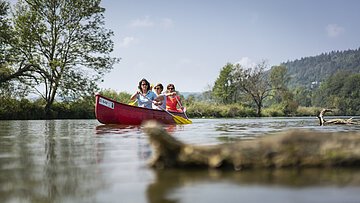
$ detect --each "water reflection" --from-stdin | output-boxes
[95,124,140,135]
[1,118,360,203]
[95,123,179,135]
[211,117,360,142]
[94,123,180,161]
[0,120,105,203]
[147,168,360,203]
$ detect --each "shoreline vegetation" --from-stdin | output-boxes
[0,92,339,120]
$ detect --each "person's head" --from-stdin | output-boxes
[167,84,175,92]
[153,83,163,94]
[138,78,151,93]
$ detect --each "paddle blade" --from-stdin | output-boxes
[128,100,137,106]
[173,115,192,124]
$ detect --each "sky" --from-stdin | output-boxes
[78,0,360,93]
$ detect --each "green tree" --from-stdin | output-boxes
[269,65,298,115]
[293,86,312,107]
[1,0,41,98]
[212,63,236,104]
[338,74,360,115]
[233,60,272,117]
[313,71,360,115]
[100,89,132,104]
[0,0,10,64]
[313,71,348,108]
[269,65,289,103]
[12,0,119,116]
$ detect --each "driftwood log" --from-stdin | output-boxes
[143,121,360,170]
[317,108,359,126]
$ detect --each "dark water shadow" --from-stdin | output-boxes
[95,123,179,135]
[147,168,360,203]
[95,124,141,135]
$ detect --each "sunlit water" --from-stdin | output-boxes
[1,117,360,203]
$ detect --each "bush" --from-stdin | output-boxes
[296,106,322,116]
[262,105,285,117]
[186,102,255,118]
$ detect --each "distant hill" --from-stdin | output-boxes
[281,48,360,88]
[179,92,202,99]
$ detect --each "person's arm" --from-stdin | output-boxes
[153,94,164,106]
[176,96,184,110]
[130,91,140,101]
[165,92,176,96]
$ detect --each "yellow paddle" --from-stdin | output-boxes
[175,96,190,120]
[142,94,192,124]
[128,100,137,106]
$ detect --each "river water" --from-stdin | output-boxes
[1,117,360,203]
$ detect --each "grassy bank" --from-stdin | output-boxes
[0,95,331,120]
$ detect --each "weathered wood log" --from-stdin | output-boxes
[317,108,359,126]
[143,121,360,170]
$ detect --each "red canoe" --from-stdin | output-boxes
[95,94,188,125]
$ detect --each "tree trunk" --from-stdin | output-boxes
[44,102,53,118]
[44,83,58,119]
[256,101,262,117]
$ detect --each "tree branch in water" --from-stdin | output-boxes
[143,121,360,170]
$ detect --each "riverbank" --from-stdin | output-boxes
[0,96,338,120]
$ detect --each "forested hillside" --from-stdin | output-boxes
[282,48,360,88]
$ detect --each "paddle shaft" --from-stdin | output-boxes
[140,93,176,116]
[174,96,190,120]
[140,93,191,124]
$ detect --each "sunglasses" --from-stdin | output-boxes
[141,83,147,86]
[154,87,161,90]
[168,88,174,90]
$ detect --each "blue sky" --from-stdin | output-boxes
[98,0,359,92]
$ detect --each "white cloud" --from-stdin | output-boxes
[326,24,345,38]
[129,16,174,29]
[119,36,139,48]
[234,57,256,69]
[130,16,154,28]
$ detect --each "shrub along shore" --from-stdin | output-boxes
[0,95,327,120]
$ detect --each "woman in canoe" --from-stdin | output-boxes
[165,84,183,112]
[130,78,157,109]
[152,83,166,110]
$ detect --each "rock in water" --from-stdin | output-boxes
[143,121,360,170]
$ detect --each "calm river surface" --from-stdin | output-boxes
[1,117,360,203]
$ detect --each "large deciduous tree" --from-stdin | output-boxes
[12,0,119,116]
[233,60,272,117]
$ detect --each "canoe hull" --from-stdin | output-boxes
[95,94,187,125]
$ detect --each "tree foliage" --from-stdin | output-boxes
[283,48,360,88]
[11,0,119,116]
[1,0,42,98]
[99,89,132,104]
[212,63,236,104]
[268,65,298,115]
[313,71,360,115]
[233,60,272,117]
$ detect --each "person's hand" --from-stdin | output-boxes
[153,101,162,106]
